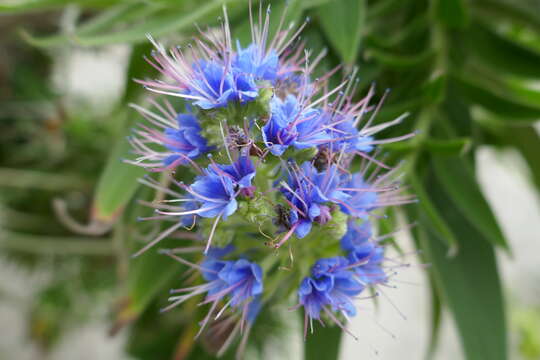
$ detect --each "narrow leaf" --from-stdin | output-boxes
[468,22,540,80]
[426,271,443,360]
[409,174,459,255]
[453,76,540,123]
[316,0,365,64]
[500,126,540,190]
[22,0,239,46]
[431,155,509,250]
[113,241,183,332]
[304,321,342,360]
[418,170,507,360]
[0,0,112,13]
[366,48,434,68]
[436,0,470,28]
[122,41,156,104]
[92,137,145,222]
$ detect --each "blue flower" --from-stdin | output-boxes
[340,220,373,257]
[308,164,350,204]
[234,42,279,83]
[218,259,264,306]
[262,95,329,156]
[278,162,350,240]
[340,173,378,218]
[127,104,211,172]
[323,113,374,153]
[298,256,364,327]
[209,156,256,189]
[188,60,259,110]
[348,246,387,286]
[198,257,263,305]
[178,198,199,227]
[205,244,235,259]
[163,251,264,336]
[280,163,326,239]
[187,169,238,220]
[246,295,263,324]
[162,112,212,166]
[298,276,332,320]
[340,221,388,286]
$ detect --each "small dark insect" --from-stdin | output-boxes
[227,125,250,149]
[273,204,291,230]
[313,147,333,171]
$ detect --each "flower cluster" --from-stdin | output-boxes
[126,3,416,357]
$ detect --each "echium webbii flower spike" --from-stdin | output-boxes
[296,256,370,340]
[136,2,310,110]
[160,249,263,339]
[125,100,212,172]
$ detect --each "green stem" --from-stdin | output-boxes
[0,168,90,191]
[0,231,114,256]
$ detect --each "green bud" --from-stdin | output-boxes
[237,193,273,224]
[310,209,348,256]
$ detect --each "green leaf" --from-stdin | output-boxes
[468,22,540,80]
[452,76,540,123]
[500,126,540,190]
[22,0,240,46]
[473,0,540,33]
[424,137,472,154]
[366,48,434,68]
[381,137,471,155]
[431,155,509,250]
[376,97,423,123]
[463,65,540,109]
[122,41,156,104]
[436,0,470,28]
[126,246,183,315]
[113,242,183,332]
[367,0,407,20]
[316,0,365,64]
[19,2,162,47]
[0,0,113,13]
[92,136,146,222]
[418,171,507,360]
[304,321,342,360]
[409,174,459,255]
[366,14,429,49]
[421,74,447,105]
[425,271,443,360]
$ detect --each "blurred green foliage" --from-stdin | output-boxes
[1,0,539,359]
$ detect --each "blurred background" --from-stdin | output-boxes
[1,0,539,359]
